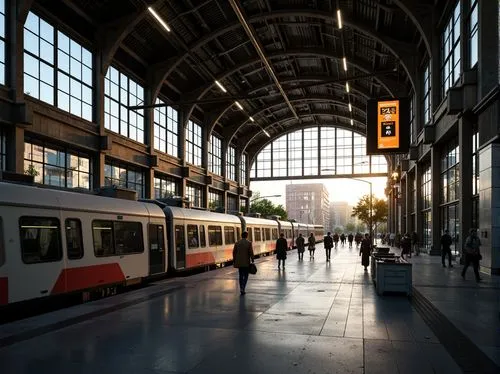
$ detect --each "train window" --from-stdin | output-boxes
[93,220,143,257]
[19,217,62,264]
[236,227,241,241]
[65,219,83,260]
[224,227,235,245]
[264,228,271,241]
[247,228,253,241]
[208,226,222,246]
[0,217,4,266]
[254,228,261,242]
[272,228,278,240]
[199,225,206,247]
[187,225,199,248]
[93,220,114,256]
[149,224,165,251]
[114,221,143,254]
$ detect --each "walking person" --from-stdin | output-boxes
[400,233,411,260]
[411,231,420,256]
[323,232,333,262]
[276,232,288,269]
[308,232,316,259]
[340,233,346,247]
[461,229,482,282]
[333,232,339,248]
[347,233,354,248]
[232,231,254,295]
[296,233,305,260]
[359,233,372,270]
[440,230,453,268]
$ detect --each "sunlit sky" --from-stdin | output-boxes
[250,177,387,207]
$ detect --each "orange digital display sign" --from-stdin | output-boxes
[377,100,400,149]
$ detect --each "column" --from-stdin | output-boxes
[6,126,24,173]
[94,49,106,189]
[400,176,407,233]
[415,163,424,251]
[144,87,154,199]
[458,117,472,257]
[177,109,187,199]
[430,146,441,255]
[478,144,500,274]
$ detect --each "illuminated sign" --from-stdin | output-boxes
[366,98,409,155]
[377,100,400,149]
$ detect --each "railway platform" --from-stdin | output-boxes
[1,245,499,374]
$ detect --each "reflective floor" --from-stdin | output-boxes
[2,245,490,374]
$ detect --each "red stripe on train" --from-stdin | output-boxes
[51,264,126,295]
[0,277,7,305]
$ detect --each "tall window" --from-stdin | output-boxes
[0,0,5,85]
[240,153,247,186]
[472,129,479,228]
[240,197,247,212]
[208,189,223,210]
[227,194,237,212]
[0,128,5,170]
[421,165,432,249]
[303,128,318,176]
[288,130,302,176]
[423,64,431,124]
[441,2,461,97]
[104,66,144,143]
[186,120,202,166]
[24,140,92,189]
[320,127,336,172]
[272,136,287,177]
[336,129,352,174]
[255,144,271,178]
[208,134,221,175]
[24,12,93,121]
[226,145,236,181]
[468,0,478,68]
[154,174,180,198]
[440,140,460,204]
[186,182,203,208]
[154,98,178,157]
[104,160,144,198]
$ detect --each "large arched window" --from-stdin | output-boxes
[250,127,387,179]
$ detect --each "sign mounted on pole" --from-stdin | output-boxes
[366,98,410,155]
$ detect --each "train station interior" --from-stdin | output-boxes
[0,0,500,373]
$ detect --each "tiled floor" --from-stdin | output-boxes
[1,244,493,373]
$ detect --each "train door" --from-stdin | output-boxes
[148,224,165,275]
[174,224,186,269]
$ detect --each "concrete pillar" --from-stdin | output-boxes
[478,143,500,274]
[430,146,441,255]
[6,126,24,173]
[94,48,106,190]
[144,87,154,199]
[458,117,473,256]
[177,109,187,199]
[401,176,407,233]
[415,163,424,250]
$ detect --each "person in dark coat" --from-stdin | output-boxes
[323,232,333,262]
[332,232,339,248]
[347,233,354,248]
[461,228,482,282]
[233,231,254,295]
[359,233,372,270]
[400,233,411,259]
[276,233,288,269]
[308,233,316,259]
[296,233,305,260]
[355,232,362,248]
[441,229,453,267]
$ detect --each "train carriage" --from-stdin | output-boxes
[162,207,241,271]
[0,182,166,306]
[314,225,324,243]
[240,216,278,256]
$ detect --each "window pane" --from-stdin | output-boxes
[20,216,62,263]
[66,218,83,259]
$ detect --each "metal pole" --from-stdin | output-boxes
[369,182,373,246]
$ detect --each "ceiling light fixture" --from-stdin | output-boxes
[263,129,271,137]
[345,82,350,93]
[337,10,343,29]
[343,57,347,71]
[234,101,244,110]
[348,103,352,112]
[214,80,227,93]
[148,7,171,32]
[350,119,354,126]
[249,116,255,122]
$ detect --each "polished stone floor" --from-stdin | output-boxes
[2,244,496,373]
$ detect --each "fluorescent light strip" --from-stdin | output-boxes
[148,7,171,32]
[234,101,244,110]
[337,10,343,29]
[249,116,255,122]
[263,129,271,137]
[214,80,227,93]
[348,103,352,112]
[343,57,347,71]
[345,82,350,93]
[350,119,354,126]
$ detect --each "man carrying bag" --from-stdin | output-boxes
[233,231,255,295]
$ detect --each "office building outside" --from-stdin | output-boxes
[286,184,329,228]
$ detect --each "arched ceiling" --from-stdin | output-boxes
[36,0,433,155]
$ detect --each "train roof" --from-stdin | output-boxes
[162,206,242,224]
[240,216,279,226]
[276,220,293,228]
[0,182,165,218]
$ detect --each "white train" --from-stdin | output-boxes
[0,181,323,307]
